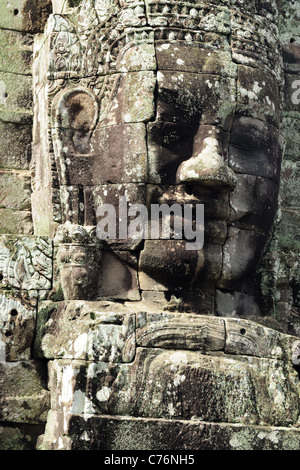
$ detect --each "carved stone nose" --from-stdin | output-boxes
[176,135,237,191]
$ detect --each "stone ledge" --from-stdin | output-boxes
[38,412,300,450]
[0,0,52,34]
[0,209,33,235]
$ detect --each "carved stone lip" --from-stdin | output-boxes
[155,188,230,222]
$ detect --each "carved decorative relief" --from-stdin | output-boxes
[53,223,102,300]
[0,236,52,291]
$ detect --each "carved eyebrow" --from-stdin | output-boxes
[229,119,278,148]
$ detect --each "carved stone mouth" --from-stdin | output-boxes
[153,185,230,221]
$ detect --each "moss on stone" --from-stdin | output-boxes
[33,302,59,358]
[277,210,300,253]
[49,286,64,302]
[0,424,44,450]
[0,208,33,235]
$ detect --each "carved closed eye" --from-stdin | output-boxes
[72,252,87,264]
[59,252,70,264]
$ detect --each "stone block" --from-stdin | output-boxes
[139,239,205,290]
[146,184,230,221]
[141,290,168,306]
[0,290,37,361]
[156,71,236,131]
[43,344,300,428]
[147,121,198,185]
[116,43,156,73]
[229,117,281,183]
[56,123,149,188]
[156,43,237,77]
[0,72,32,114]
[218,227,267,289]
[97,250,141,301]
[47,360,122,416]
[0,360,50,424]
[0,0,52,33]
[136,312,225,351]
[36,301,136,362]
[0,209,33,235]
[91,123,148,184]
[201,242,223,282]
[138,270,169,292]
[32,35,49,98]
[0,30,33,75]
[236,65,280,127]
[0,121,32,170]
[38,412,300,450]
[225,317,299,362]
[102,71,156,125]
[229,174,279,235]
[107,348,298,426]
[0,171,31,211]
[86,182,147,241]
[204,219,227,245]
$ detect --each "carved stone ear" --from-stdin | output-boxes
[51,88,99,223]
[52,87,99,158]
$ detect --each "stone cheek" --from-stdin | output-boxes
[217,227,268,290]
[229,117,281,183]
[91,123,149,184]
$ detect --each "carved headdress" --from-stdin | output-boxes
[48,0,282,93]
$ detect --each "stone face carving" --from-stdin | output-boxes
[29,0,300,451]
[32,0,283,310]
